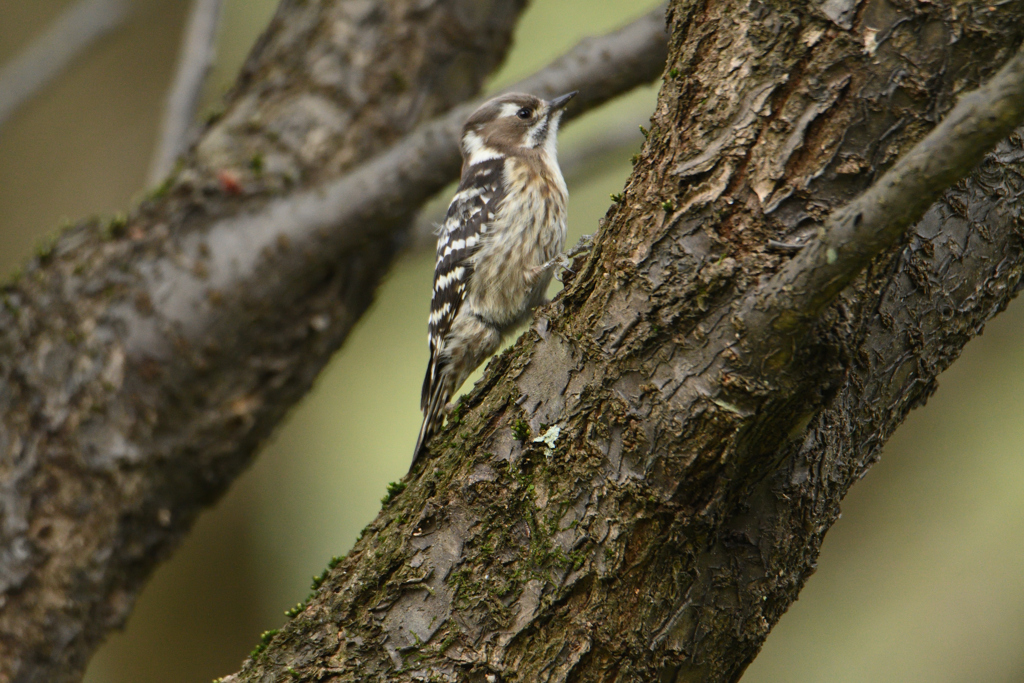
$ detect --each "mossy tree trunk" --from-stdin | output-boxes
[227,0,1024,681]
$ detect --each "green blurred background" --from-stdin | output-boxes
[1,1,1022,681]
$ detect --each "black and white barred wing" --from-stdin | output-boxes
[423,158,506,408]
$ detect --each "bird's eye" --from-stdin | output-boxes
[516,107,532,119]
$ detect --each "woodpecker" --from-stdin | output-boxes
[413,90,576,465]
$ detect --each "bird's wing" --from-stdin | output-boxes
[422,157,506,409]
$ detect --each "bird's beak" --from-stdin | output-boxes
[548,91,578,111]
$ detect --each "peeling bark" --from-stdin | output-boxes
[218,0,1024,681]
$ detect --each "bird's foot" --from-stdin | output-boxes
[549,252,575,277]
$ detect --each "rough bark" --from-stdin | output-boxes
[0,2,672,681]
[217,0,1024,682]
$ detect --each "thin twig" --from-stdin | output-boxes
[0,0,129,131]
[147,0,223,185]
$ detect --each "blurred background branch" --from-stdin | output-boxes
[146,0,222,185]
[0,0,128,131]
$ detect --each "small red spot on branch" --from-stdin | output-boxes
[217,170,243,195]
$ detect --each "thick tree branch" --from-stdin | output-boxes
[0,5,668,682]
[147,0,223,185]
[0,0,128,130]
[215,0,1024,680]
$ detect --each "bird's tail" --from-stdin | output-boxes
[413,370,448,467]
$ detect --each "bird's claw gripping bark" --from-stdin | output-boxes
[548,234,595,282]
[546,252,575,282]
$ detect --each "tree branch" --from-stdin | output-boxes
[146,0,223,186]
[0,4,668,681]
[0,0,129,131]
[213,0,1024,680]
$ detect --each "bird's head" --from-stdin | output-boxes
[460,91,577,166]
